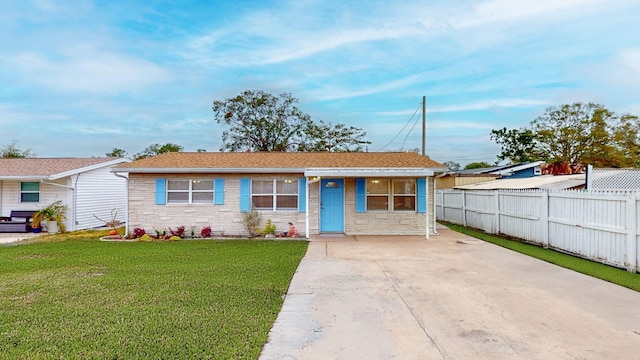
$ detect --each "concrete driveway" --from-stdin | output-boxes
[0,232,41,244]
[260,225,640,359]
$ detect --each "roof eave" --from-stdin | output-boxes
[0,176,49,181]
[114,167,308,174]
[50,158,131,180]
[114,166,446,176]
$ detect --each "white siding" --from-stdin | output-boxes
[0,167,126,231]
[0,179,71,228]
[74,166,127,230]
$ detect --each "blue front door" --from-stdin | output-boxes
[320,179,344,232]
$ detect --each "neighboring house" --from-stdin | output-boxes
[437,162,544,189]
[113,152,447,238]
[453,174,586,191]
[0,157,130,232]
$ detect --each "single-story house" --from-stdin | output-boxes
[0,157,129,232]
[437,162,544,189]
[113,152,448,238]
[453,174,586,191]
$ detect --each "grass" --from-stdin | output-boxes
[442,222,640,292]
[0,233,308,359]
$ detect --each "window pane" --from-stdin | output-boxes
[394,196,416,211]
[21,193,39,202]
[393,179,416,195]
[21,182,40,191]
[367,179,388,194]
[168,180,189,190]
[276,180,298,194]
[367,195,388,210]
[252,180,273,194]
[192,180,213,191]
[167,192,189,203]
[192,192,213,203]
[252,196,273,209]
[276,195,298,209]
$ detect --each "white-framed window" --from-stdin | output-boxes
[20,182,40,203]
[366,178,416,211]
[167,179,214,204]
[392,179,416,211]
[252,179,298,210]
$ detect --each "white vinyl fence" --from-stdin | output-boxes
[436,189,639,273]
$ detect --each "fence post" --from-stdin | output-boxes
[495,191,500,234]
[541,191,549,249]
[626,194,637,273]
[462,190,467,227]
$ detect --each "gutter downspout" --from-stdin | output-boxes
[40,179,76,231]
[433,176,438,235]
[305,178,309,239]
[114,172,129,237]
[425,176,430,240]
[306,176,321,239]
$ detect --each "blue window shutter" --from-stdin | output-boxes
[240,178,251,212]
[214,178,225,205]
[417,178,426,213]
[298,178,307,213]
[355,178,366,213]
[155,178,166,205]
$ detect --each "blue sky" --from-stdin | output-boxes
[1,0,639,166]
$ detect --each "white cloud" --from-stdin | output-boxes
[7,49,171,94]
[377,98,549,116]
[451,0,605,28]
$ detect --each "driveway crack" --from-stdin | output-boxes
[376,260,447,359]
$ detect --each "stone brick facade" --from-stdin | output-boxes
[127,173,436,237]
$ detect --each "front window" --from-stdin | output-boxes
[167,179,214,204]
[366,179,389,211]
[393,179,416,211]
[20,182,40,202]
[366,178,416,211]
[252,179,298,210]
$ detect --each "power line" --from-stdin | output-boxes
[401,108,421,149]
[377,102,422,151]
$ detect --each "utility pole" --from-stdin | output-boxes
[421,96,426,156]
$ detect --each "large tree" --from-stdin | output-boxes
[442,161,461,171]
[134,143,183,160]
[213,90,311,152]
[1,141,34,158]
[212,90,369,152]
[464,161,492,170]
[298,120,370,152]
[106,148,129,158]
[491,102,639,167]
[490,127,539,163]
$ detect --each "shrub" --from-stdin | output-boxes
[260,219,277,236]
[169,236,181,241]
[241,209,262,237]
[138,234,153,242]
[201,226,212,238]
[132,228,146,239]
[169,226,186,238]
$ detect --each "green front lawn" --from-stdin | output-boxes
[0,236,308,359]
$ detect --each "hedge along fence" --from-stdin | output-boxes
[436,189,640,273]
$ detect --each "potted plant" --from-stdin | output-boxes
[31,200,67,234]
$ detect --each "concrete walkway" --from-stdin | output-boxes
[0,232,42,244]
[260,226,640,359]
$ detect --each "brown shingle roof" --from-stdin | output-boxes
[115,152,446,171]
[0,157,125,178]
